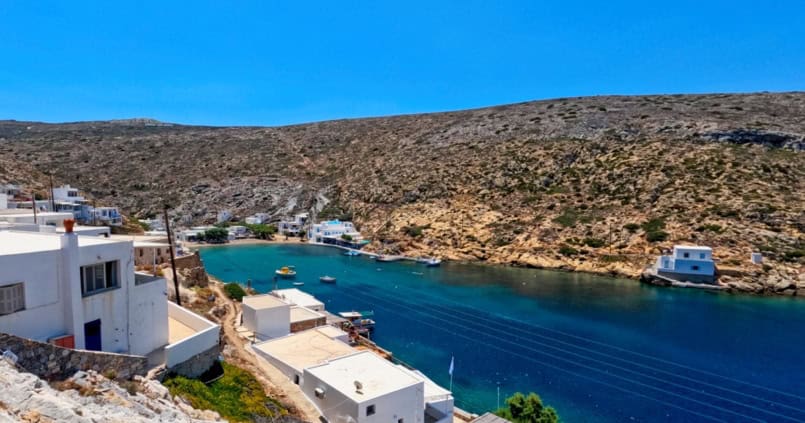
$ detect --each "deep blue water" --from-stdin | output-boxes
[201,244,805,423]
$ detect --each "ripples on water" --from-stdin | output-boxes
[201,244,805,422]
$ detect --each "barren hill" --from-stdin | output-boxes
[1,92,803,294]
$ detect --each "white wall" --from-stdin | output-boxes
[360,385,425,423]
[0,250,67,342]
[252,345,300,383]
[165,302,219,368]
[128,276,169,356]
[301,370,359,423]
[243,301,291,340]
[0,193,6,209]
[79,241,135,353]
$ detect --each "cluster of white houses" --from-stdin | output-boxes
[0,220,220,376]
[240,289,454,423]
[1,184,123,227]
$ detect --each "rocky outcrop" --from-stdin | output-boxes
[0,360,222,422]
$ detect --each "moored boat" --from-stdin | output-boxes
[425,258,442,267]
[339,310,376,330]
[375,255,402,262]
[344,250,361,256]
[275,266,297,278]
[292,281,305,286]
[319,275,337,284]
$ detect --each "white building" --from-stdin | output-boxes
[278,213,309,235]
[217,210,232,224]
[656,245,716,283]
[139,218,165,232]
[0,193,7,210]
[91,207,123,226]
[52,185,86,204]
[308,219,365,247]
[0,210,76,227]
[242,294,291,340]
[302,351,426,423]
[272,288,325,312]
[252,327,355,385]
[228,225,248,239]
[245,213,270,225]
[0,229,219,374]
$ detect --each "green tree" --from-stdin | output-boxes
[223,283,246,302]
[496,392,559,423]
[341,234,353,241]
[245,223,276,240]
[203,227,230,243]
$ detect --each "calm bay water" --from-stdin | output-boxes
[200,244,805,422]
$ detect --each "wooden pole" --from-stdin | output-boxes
[49,174,55,212]
[164,206,182,306]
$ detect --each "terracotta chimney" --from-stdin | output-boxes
[63,219,75,233]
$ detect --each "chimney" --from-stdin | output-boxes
[60,227,85,349]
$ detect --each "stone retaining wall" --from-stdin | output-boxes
[166,344,220,379]
[0,332,148,381]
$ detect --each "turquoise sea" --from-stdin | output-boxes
[200,244,805,422]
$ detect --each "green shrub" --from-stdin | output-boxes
[402,225,427,238]
[583,237,606,248]
[164,362,287,422]
[203,227,229,243]
[601,254,627,263]
[559,245,579,256]
[646,230,669,242]
[695,224,724,233]
[783,249,805,262]
[623,223,640,233]
[495,392,559,423]
[223,283,246,302]
[641,218,665,233]
[553,210,579,228]
[341,234,353,241]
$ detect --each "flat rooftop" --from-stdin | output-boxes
[0,231,127,256]
[315,325,348,339]
[272,288,324,309]
[674,245,712,251]
[306,351,422,402]
[290,306,323,323]
[168,316,197,344]
[243,294,288,310]
[254,328,355,372]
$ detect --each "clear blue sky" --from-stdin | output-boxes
[1,1,803,126]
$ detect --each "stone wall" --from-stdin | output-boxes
[174,252,209,287]
[290,317,327,333]
[166,344,219,379]
[174,252,203,270]
[0,332,148,381]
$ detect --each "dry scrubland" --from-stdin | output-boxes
[1,93,803,293]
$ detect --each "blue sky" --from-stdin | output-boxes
[0,1,803,126]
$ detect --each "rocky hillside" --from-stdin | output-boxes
[1,92,803,294]
[0,360,221,422]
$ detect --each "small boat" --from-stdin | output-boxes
[375,255,402,262]
[344,250,361,256]
[339,311,376,330]
[292,281,305,286]
[425,258,442,267]
[320,275,337,284]
[275,266,297,278]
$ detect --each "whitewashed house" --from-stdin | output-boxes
[91,207,122,226]
[302,351,426,423]
[245,213,270,225]
[656,245,716,283]
[0,193,7,210]
[242,294,291,340]
[278,213,309,236]
[0,229,219,374]
[272,288,325,312]
[308,219,365,248]
[52,185,94,223]
[216,210,232,224]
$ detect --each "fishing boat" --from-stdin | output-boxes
[375,255,402,262]
[292,281,305,286]
[275,266,297,278]
[344,250,361,256]
[319,275,337,284]
[339,310,375,330]
[425,258,442,267]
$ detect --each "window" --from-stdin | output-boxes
[366,405,376,416]
[700,253,706,259]
[683,252,690,258]
[139,249,144,257]
[398,419,404,423]
[692,265,700,271]
[81,261,119,295]
[0,283,24,315]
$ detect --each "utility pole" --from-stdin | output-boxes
[49,174,55,212]
[608,221,613,255]
[164,206,182,306]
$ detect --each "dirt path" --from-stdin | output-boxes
[209,281,321,422]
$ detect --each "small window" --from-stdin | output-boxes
[683,252,690,258]
[139,249,144,257]
[700,253,706,259]
[294,374,300,385]
[366,405,376,416]
[692,265,700,271]
[81,261,119,295]
[398,419,404,423]
[0,283,25,315]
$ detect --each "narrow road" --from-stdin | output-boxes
[208,281,321,422]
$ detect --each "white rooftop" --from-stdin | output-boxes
[272,288,324,309]
[306,351,422,402]
[674,245,712,251]
[243,294,289,310]
[290,306,323,323]
[253,328,355,372]
[0,231,127,256]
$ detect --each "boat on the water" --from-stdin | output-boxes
[275,266,297,278]
[425,258,442,267]
[375,255,402,262]
[292,281,305,286]
[319,275,337,284]
[344,250,361,256]
[339,310,375,330]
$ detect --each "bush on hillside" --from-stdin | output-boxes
[646,230,669,242]
[223,283,246,302]
[495,392,559,423]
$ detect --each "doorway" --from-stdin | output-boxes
[84,319,102,351]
